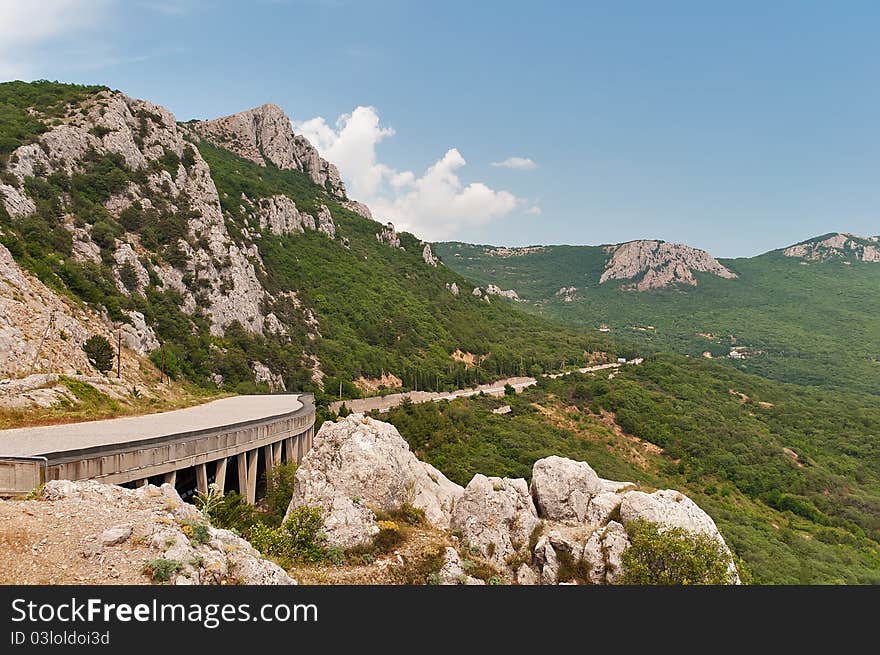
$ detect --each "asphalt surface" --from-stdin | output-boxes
[0,394,303,457]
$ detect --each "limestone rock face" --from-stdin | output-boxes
[600,240,737,290]
[341,200,372,220]
[190,103,346,197]
[112,243,149,296]
[255,195,314,235]
[376,222,402,249]
[485,284,520,301]
[251,361,286,392]
[286,414,463,548]
[620,489,740,583]
[450,474,540,570]
[118,310,159,355]
[315,204,336,238]
[530,455,603,523]
[446,282,460,296]
[422,244,439,266]
[783,233,880,262]
[0,244,116,378]
[0,183,36,217]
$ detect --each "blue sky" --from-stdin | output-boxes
[3,0,880,257]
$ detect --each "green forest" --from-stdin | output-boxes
[377,355,880,583]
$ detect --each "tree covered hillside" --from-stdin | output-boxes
[378,355,880,583]
[0,81,605,409]
[434,241,880,394]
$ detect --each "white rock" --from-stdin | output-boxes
[286,414,463,548]
[100,524,133,546]
[531,456,603,523]
[450,474,540,571]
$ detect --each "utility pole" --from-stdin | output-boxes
[161,348,167,384]
[117,329,122,379]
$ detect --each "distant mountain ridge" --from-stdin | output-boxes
[782,232,880,262]
[434,234,880,394]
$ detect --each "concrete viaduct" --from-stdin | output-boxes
[0,394,315,503]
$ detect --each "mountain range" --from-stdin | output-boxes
[1,80,879,584]
[435,232,880,394]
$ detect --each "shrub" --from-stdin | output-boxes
[83,334,114,373]
[621,519,737,585]
[373,520,404,552]
[264,462,298,525]
[504,383,516,396]
[249,506,327,564]
[181,518,210,546]
[143,558,182,583]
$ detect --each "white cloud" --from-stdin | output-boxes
[0,0,113,79]
[526,205,542,215]
[491,156,537,170]
[294,106,527,240]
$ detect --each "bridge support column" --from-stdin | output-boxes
[196,463,208,495]
[284,437,295,463]
[273,442,282,466]
[263,445,274,480]
[296,433,304,463]
[246,449,258,505]
[214,457,227,493]
[237,452,248,501]
[163,470,176,486]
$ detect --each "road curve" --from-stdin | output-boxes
[0,394,303,457]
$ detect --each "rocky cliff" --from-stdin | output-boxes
[287,414,741,585]
[188,103,347,198]
[600,240,738,290]
[783,232,880,262]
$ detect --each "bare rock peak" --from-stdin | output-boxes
[190,103,347,198]
[600,239,737,291]
[783,232,880,262]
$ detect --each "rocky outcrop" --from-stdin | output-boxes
[422,244,439,266]
[315,204,336,238]
[600,240,737,290]
[783,233,880,262]
[520,456,739,585]
[376,222,402,249]
[0,243,120,378]
[446,282,460,296]
[189,103,346,198]
[36,480,295,585]
[555,286,577,302]
[450,474,540,571]
[485,284,520,301]
[251,361,286,392]
[530,455,603,523]
[437,547,486,585]
[118,310,159,355]
[255,195,315,235]
[285,414,463,548]
[341,200,372,220]
[112,243,149,296]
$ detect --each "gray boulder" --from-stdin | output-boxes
[450,474,540,570]
[286,414,463,548]
[531,456,603,523]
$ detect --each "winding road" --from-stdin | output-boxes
[329,362,624,414]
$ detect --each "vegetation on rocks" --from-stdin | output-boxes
[621,519,737,585]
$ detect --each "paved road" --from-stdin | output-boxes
[330,362,626,415]
[0,394,303,457]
